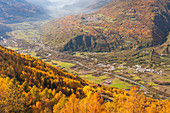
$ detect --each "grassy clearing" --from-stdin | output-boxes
[155,77,170,82]
[80,74,111,84]
[165,78,170,82]
[141,75,147,79]
[104,28,108,31]
[29,52,38,57]
[113,70,120,73]
[110,79,132,89]
[44,60,75,69]
[98,13,104,17]
[131,75,141,80]
[139,81,145,84]
[153,87,159,90]
[51,60,75,68]
[80,74,96,81]
[80,74,132,89]
[116,67,125,70]
[95,75,111,83]
[8,29,40,40]
[6,46,21,51]
[75,52,87,57]
[94,26,104,29]
[147,81,157,86]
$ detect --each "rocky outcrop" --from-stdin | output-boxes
[152,12,170,46]
[62,35,111,52]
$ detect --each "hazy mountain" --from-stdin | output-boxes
[27,0,113,18]
[27,0,53,7]
[41,0,169,52]
[62,0,113,13]
[0,0,48,24]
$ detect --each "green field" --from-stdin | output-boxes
[110,79,133,89]
[80,74,96,81]
[80,74,111,84]
[131,75,141,80]
[29,52,41,59]
[80,74,132,89]
[6,46,21,51]
[43,60,75,69]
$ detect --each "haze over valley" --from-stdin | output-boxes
[27,0,113,18]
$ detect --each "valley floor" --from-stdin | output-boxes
[1,21,170,99]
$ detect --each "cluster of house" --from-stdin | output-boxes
[96,62,163,75]
[0,37,8,45]
[0,36,3,40]
[91,58,98,61]
[18,49,31,54]
[81,16,99,23]
[97,63,115,71]
[132,65,163,75]
[105,80,112,84]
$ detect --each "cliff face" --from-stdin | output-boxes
[42,0,170,52]
[63,35,96,52]
[62,35,111,52]
[152,13,170,45]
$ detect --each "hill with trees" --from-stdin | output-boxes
[0,45,169,112]
[41,0,169,52]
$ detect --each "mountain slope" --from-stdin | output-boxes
[41,0,169,52]
[97,0,170,46]
[0,0,48,23]
[0,46,170,112]
[0,45,88,90]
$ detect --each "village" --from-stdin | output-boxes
[96,63,163,75]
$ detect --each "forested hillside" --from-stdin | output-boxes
[41,0,169,52]
[0,46,169,112]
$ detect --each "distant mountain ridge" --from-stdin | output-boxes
[0,0,48,24]
[41,0,169,52]
[26,0,113,18]
[26,0,53,7]
[62,0,113,13]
